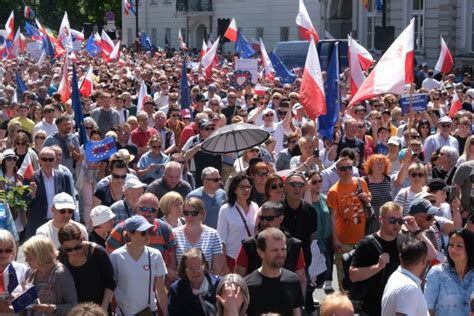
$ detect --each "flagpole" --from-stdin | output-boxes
[135,0,139,38]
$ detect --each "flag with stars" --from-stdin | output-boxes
[85,137,117,162]
[269,52,296,84]
[7,263,18,294]
[71,63,87,145]
[11,286,38,313]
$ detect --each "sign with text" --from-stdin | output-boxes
[235,59,258,84]
[400,93,428,114]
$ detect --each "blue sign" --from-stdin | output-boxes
[400,93,428,114]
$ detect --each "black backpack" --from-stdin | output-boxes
[342,234,384,301]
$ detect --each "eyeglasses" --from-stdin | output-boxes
[183,210,200,217]
[384,217,405,225]
[271,183,284,190]
[138,206,158,213]
[205,178,221,182]
[112,174,127,180]
[63,244,83,253]
[40,157,55,162]
[185,265,205,273]
[259,215,280,221]
[35,136,46,140]
[410,172,425,178]
[0,248,13,254]
[58,209,74,215]
[338,166,352,172]
[263,113,274,117]
[288,182,305,188]
[204,127,215,131]
[255,171,269,177]
[311,179,323,184]
[16,142,26,146]
[440,124,452,128]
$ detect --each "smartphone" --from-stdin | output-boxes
[313,149,320,157]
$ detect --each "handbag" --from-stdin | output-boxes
[136,248,153,316]
[355,178,377,223]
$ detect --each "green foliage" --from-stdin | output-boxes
[0,177,31,211]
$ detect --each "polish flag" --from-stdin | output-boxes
[80,66,94,97]
[201,36,220,78]
[224,18,238,42]
[5,11,14,41]
[296,0,319,43]
[259,38,275,81]
[299,36,326,120]
[254,84,271,96]
[58,57,70,103]
[106,40,121,61]
[207,38,212,50]
[71,29,85,42]
[434,36,454,74]
[178,29,187,50]
[7,29,21,59]
[349,36,374,71]
[57,12,73,53]
[100,30,115,58]
[136,81,148,113]
[17,152,34,180]
[348,35,370,96]
[448,91,462,118]
[200,39,207,60]
[350,19,415,106]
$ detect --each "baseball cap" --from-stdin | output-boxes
[180,108,191,119]
[143,95,154,105]
[438,116,453,124]
[124,215,153,232]
[123,178,147,191]
[292,103,303,114]
[262,108,274,116]
[408,198,440,216]
[53,192,75,210]
[466,88,474,98]
[90,205,116,227]
[199,119,214,129]
[195,94,209,102]
[387,137,400,146]
[2,149,17,160]
[427,178,452,193]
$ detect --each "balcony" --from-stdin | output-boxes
[176,0,213,15]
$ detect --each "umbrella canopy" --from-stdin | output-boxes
[201,123,270,154]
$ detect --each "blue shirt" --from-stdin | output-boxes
[186,187,227,229]
[424,263,474,316]
[137,151,169,181]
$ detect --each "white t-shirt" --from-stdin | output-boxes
[382,267,429,316]
[260,122,287,153]
[36,220,88,249]
[110,246,167,315]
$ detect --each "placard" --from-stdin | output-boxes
[400,93,428,114]
[235,58,258,84]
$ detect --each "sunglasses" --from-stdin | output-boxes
[0,248,13,254]
[183,210,200,217]
[271,183,284,190]
[152,145,162,149]
[311,179,323,185]
[255,171,269,177]
[63,244,83,253]
[288,182,305,188]
[138,206,158,213]
[205,178,221,182]
[385,217,405,225]
[171,114,179,117]
[112,174,127,180]
[410,172,425,178]
[58,209,74,215]
[35,136,46,140]
[440,124,452,128]
[85,126,93,130]
[338,166,352,172]
[263,113,274,117]
[259,215,280,221]
[204,127,215,131]
[40,157,55,162]
[16,142,27,146]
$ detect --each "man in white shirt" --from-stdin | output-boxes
[423,116,459,162]
[32,104,58,136]
[36,192,88,249]
[381,237,429,316]
[421,69,440,91]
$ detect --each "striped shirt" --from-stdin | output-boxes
[172,225,223,267]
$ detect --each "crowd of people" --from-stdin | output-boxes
[0,41,471,316]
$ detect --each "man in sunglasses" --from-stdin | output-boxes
[32,104,58,136]
[36,192,88,249]
[423,116,459,163]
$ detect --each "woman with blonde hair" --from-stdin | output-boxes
[394,162,428,216]
[216,274,250,316]
[456,135,474,166]
[22,235,77,315]
[159,191,184,228]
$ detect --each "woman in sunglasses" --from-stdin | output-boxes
[264,174,285,202]
[58,223,115,312]
[93,158,129,208]
[172,198,226,275]
[247,161,273,207]
[0,149,23,239]
[32,130,47,155]
[394,163,428,216]
[13,131,39,173]
[416,119,433,145]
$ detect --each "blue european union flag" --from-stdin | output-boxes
[85,34,101,57]
[85,137,117,162]
[180,59,191,110]
[7,263,18,294]
[15,73,27,95]
[24,22,41,40]
[11,286,38,313]
[318,42,340,141]
[140,32,152,50]
[235,31,256,59]
[72,63,88,146]
[42,34,55,61]
[269,52,296,84]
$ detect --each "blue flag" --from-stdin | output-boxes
[375,0,383,11]
[7,263,18,294]
[129,0,137,15]
[269,52,296,84]
[235,31,256,58]
[72,63,87,146]
[42,34,55,61]
[24,22,41,40]
[15,73,27,96]
[11,286,38,313]
[140,32,152,50]
[85,137,117,162]
[179,59,191,110]
[85,35,101,57]
[318,42,340,141]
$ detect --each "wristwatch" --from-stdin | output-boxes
[413,229,423,236]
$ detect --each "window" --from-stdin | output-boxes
[412,0,424,51]
[280,27,289,41]
[256,27,264,40]
[152,28,157,46]
[165,28,171,47]
[366,0,380,50]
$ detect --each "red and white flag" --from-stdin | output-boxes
[448,91,462,118]
[80,66,94,97]
[58,57,70,103]
[259,38,275,81]
[5,11,14,41]
[17,152,34,180]
[136,81,148,113]
[348,35,373,96]
[106,40,121,61]
[123,0,132,15]
[100,30,115,58]
[71,29,84,42]
[434,36,454,74]
[349,35,374,71]
[224,18,238,42]
[350,19,415,106]
[299,36,326,120]
[296,0,319,43]
[201,36,220,78]
[254,84,271,96]
[178,29,187,50]
[57,12,73,53]
[200,39,207,60]
[7,29,21,59]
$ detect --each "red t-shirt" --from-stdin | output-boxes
[131,126,158,148]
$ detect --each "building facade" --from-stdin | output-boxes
[122,0,474,68]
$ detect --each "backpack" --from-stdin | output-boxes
[342,234,383,301]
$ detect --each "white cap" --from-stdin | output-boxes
[123,177,147,191]
[387,136,400,146]
[53,192,75,210]
[90,205,116,227]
